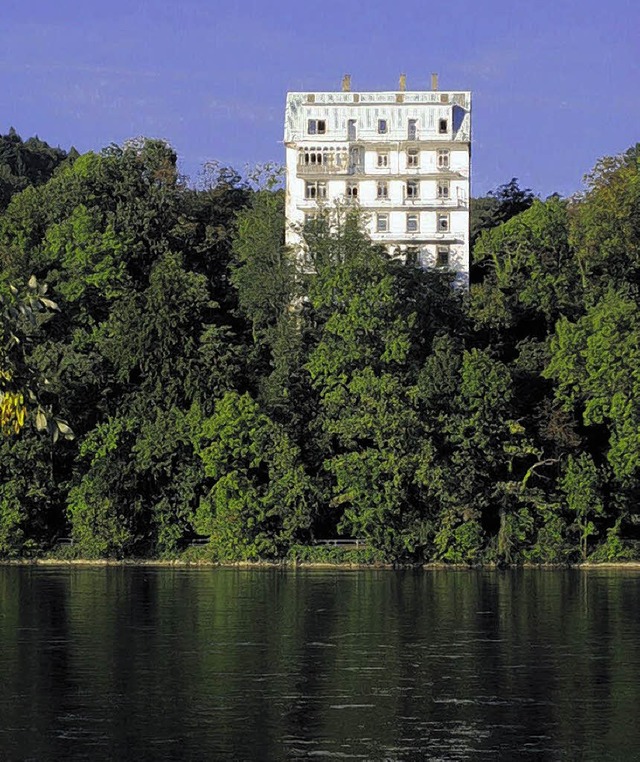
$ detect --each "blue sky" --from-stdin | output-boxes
[1,0,638,196]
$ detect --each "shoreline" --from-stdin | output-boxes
[2,558,640,571]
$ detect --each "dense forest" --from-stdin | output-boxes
[1,130,638,564]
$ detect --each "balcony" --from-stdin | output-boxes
[297,163,353,177]
[370,230,466,242]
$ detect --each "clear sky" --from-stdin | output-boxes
[1,0,638,196]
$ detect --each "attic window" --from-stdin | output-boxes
[439,118,448,134]
[308,119,326,135]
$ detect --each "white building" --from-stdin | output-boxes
[284,75,471,286]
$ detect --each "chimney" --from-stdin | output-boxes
[342,74,351,92]
[431,72,439,91]
[399,73,407,91]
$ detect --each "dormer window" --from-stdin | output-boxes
[438,118,448,134]
[308,119,326,135]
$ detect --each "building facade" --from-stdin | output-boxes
[284,75,471,286]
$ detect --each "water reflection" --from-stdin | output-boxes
[0,567,639,760]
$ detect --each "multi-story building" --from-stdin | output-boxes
[284,74,471,286]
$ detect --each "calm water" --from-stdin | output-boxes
[1,567,639,761]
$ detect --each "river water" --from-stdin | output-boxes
[0,566,639,761]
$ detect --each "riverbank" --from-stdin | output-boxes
[2,557,640,570]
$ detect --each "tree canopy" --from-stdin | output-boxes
[1,137,638,564]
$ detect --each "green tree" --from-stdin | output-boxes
[193,392,313,559]
[470,178,535,248]
[569,146,640,296]
[0,128,71,211]
[303,216,461,559]
[560,453,604,561]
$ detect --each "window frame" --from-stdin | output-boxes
[406,179,419,199]
[406,213,419,233]
[305,180,327,200]
[437,180,450,199]
[376,181,389,199]
[376,152,389,168]
[437,212,450,232]
[377,118,388,134]
[437,149,450,169]
[376,213,389,232]
[406,148,419,168]
[436,246,449,268]
[307,119,327,135]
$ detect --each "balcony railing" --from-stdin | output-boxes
[297,163,354,176]
[370,230,466,241]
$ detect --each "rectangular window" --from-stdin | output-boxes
[302,149,325,165]
[377,181,388,199]
[307,119,326,135]
[437,149,450,168]
[437,180,450,199]
[406,180,419,199]
[438,118,448,134]
[437,213,450,232]
[377,118,388,134]
[407,148,419,168]
[436,246,449,268]
[346,182,358,199]
[408,119,417,140]
[406,214,419,232]
[377,152,389,168]
[349,146,363,172]
[305,181,327,199]
[376,213,389,232]
[405,246,418,264]
[348,119,357,140]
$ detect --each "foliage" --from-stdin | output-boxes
[192,392,313,560]
[0,128,72,212]
[1,275,73,439]
[470,178,535,248]
[0,136,638,564]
